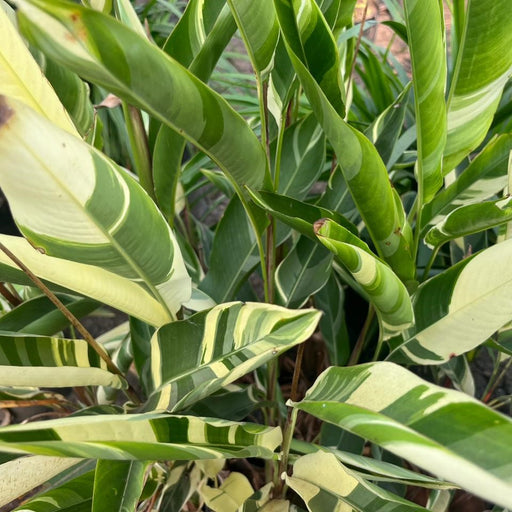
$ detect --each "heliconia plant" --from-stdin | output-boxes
[0,0,511,510]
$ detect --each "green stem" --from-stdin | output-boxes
[348,304,375,366]
[421,245,441,281]
[482,354,512,403]
[122,102,155,201]
[273,110,287,190]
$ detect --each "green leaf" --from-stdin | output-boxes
[13,471,94,512]
[201,472,254,512]
[390,238,512,363]
[286,451,429,512]
[0,331,126,388]
[0,413,283,460]
[0,294,98,335]
[0,235,171,327]
[16,0,269,193]
[274,0,415,282]
[290,362,512,508]
[314,219,414,339]
[92,460,146,512]
[145,302,321,411]
[443,0,512,171]
[425,196,512,249]
[404,0,446,202]
[0,7,77,135]
[0,96,190,318]
[227,0,279,76]
[0,456,81,509]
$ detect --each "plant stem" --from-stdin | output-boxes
[482,356,512,404]
[421,245,441,281]
[346,1,369,98]
[0,282,22,306]
[0,242,141,405]
[348,304,375,365]
[122,102,155,201]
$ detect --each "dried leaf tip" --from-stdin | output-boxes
[313,218,328,235]
[0,96,14,127]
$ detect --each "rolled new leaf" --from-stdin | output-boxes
[389,237,512,364]
[0,96,190,317]
[443,0,512,171]
[425,196,512,249]
[273,0,415,282]
[15,0,268,192]
[290,362,512,508]
[0,332,126,388]
[286,451,429,512]
[0,413,283,460]
[404,0,446,202]
[145,302,321,411]
[314,219,413,339]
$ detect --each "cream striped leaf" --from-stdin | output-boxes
[290,362,512,508]
[389,238,512,364]
[314,219,414,339]
[286,451,429,512]
[0,236,171,327]
[404,0,446,202]
[145,302,321,412]
[443,0,512,171]
[0,332,126,389]
[273,0,416,283]
[15,0,268,193]
[0,413,283,461]
[0,7,77,135]
[0,97,191,317]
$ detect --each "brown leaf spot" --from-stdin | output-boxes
[313,218,327,235]
[0,96,14,127]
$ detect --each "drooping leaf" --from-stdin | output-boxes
[443,0,512,171]
[314,219,414,339]
[290,362,512,508]
[404,0,446,202]
[16,0,269,192]
[201,472,254,512]
[0,7,77,135]
[0,235,171,327]
[285,451,429,512]
[145,302,321,411]
[273,0,415,282]
[0,413,282,460]
[390,238,512,364]
[0,331,126,388]
[92,460,146,512]
[425,196,512,249]
[0,96,191,317]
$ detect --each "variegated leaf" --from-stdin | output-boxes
[201,472,254,512]
[273,0,415,283]
[0,413,282,460]
[0,96,191,317]
[0,7,77,135]
[390,238,512,364]
[314,219,414,339]
[145,302,321,411]
[404,0,446,202]
[0,235,171,327]
[15,0,269,193]
[286,451,429,511]
[444,0,512,171]
[0,332,126,389]
[290,362,512,508]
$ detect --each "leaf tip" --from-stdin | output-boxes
[313,218,327,235]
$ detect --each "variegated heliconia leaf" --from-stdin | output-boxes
[145,302,321,412]
[443,0,512,171]
[314,219,414,339]
[201,472,254,512]
[0,7,77,135]
[227,0,279,76]
[0,236,171,327]
[0,96,190,318]
[273,0,416,283]
[0,413,282,460]
[285,451,429,512]
[0,456,81,509]
[404,0,446,202]
[425,196,512,249]
[15,0,269,193]
[290,362,512,508]
[113,0,145,37]
[390,237,512,364]
[0,331,126,388]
